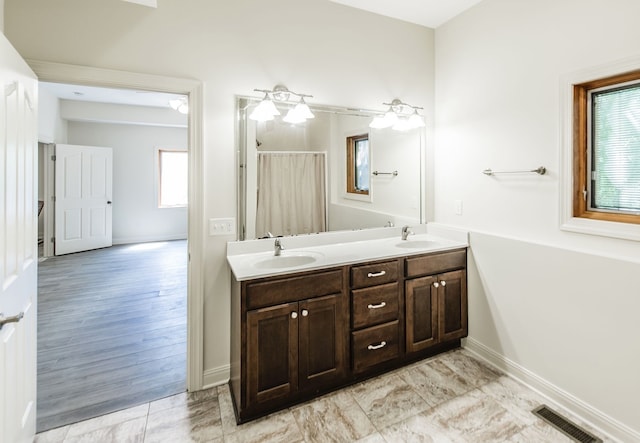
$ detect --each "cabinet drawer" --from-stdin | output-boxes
[351,320,399,373]
[351,283,399,329]
[405,249,466,278]
[351,260,398,289]
[246,269,343,310]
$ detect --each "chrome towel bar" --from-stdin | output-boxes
[372,170,398,176]
[482,166,546,176]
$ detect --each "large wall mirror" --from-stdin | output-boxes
[236,96,425,240]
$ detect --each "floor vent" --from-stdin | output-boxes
[532,405,603,443]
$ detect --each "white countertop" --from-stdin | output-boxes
[227,224,469,281]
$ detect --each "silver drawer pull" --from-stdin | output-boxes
[367,341,387,351]
[367,271,386,278]
[367,302,387,309]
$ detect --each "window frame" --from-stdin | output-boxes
[346,133,370,196]
[157,148,188,208]
[573,70,640,225]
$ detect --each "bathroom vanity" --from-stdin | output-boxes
[227,227,468,424]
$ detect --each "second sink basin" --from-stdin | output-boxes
[254,251,323,269]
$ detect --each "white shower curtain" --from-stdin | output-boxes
[256,152,326,237]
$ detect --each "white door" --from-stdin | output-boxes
[0,34,38,443]
[54,144,113,255]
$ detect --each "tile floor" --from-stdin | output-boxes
[35,349,613,443]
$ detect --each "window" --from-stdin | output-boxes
[346,134,370,195]
[573,70,640,225]
[158,149,188,207]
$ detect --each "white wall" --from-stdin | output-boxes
[435,0,640,438]
[0,0,4,34]
[38,85,67,143]
[67,121,188,244]
[4,0,435,385]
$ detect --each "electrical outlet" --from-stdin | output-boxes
[209,218,236,236]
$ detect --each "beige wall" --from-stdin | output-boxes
[4,0,434,383]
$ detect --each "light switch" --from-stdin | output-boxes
[209,217,236,236]
[454,200,463,215]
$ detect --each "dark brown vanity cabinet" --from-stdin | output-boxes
[231,268,348,422]
[405,250,468,355]
[230,248,467,424]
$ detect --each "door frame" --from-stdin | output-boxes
[28,60,205,391]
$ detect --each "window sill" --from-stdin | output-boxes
[561,217,640,242]
[342,192,372,203]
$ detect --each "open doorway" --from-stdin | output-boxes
[36,81,191,431]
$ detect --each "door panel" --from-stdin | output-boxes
[405,275,438,353]
[0,33,38,443]
[298,294,346,390]
[247,302,298,405]
[438,270,468,341]
[55,144,113,255]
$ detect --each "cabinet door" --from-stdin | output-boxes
[247,302,298,405]
[405,275,438,353]
[437,270,468,342]
[298,294,347,391]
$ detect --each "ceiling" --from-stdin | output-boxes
[39,82,185,109]
[328,0,483,28]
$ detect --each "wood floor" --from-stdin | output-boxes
[36,240,187,433]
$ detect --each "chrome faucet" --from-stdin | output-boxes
[274,238,285,256]
[401,225,414,241]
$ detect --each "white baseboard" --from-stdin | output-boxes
[463,337,639,443]
[112,234,187,245]
[202,365,230,389]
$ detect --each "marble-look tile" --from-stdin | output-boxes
[216,383,239,435]
[399,358,472,407]
[379,409,460,443]
[507,418,575,443]
[34,425,69,443]
[148,387,218,415]
[223,410,304,443]
[354,432,386,443]
[349,373,430,430]
[64,416,146,443]
[439,350,502,388]
[291,389,376,442]
[144,394,223,443]
[431,388,526,442]
[65,403,149,437]
[479,376,548,426]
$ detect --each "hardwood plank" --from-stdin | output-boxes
[36,240,187,432]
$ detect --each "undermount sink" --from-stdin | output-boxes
[254,251,323,269]
[395,240,438,249]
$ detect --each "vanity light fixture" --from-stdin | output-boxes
[249,85,315,123]
[370,99,425,131]
[168,97,189,114]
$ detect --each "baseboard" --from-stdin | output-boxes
[202,365,230,389]
[112,234,187,245]
[463,337,639,443]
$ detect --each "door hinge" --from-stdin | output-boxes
[51,196,56,202]
[51,237,55,243]
[51,155,56,161]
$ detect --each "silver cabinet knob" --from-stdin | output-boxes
[291,312,298,319]
[440,281,446,287]
[433,282,440,288]
[301,309,308,317]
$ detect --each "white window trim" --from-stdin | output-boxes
[559,56,640,242]
[155,146,188,209]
